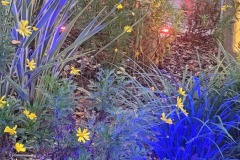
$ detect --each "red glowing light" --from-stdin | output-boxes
[160,28,170,34]
[60,26,66,31]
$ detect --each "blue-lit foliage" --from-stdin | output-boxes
[145,76,240,159]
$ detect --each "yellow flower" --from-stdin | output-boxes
[114,48,118,53]
[176,96,184,109]
[16,20,32,37]
[70,66,80,75]
[124,25,133,33]
[160,113,173,124]
[0,95,7,108]
[4,125,17,135]
[28,113,37,120]
[32,26,38,31]
[76,128,90,143]
[26,59,36,71]
[1,1,10,6]
[23,109,30,116]
[23,109,37,120]
[178,87,186,96]
[175,97,188,116]
[116,4,123,10]
[15,143,26,153]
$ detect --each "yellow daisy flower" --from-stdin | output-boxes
[0,95,7,108]
[116,4,123,10]
[15,143,26,153]
[1,1,10,6]
[160,113,173,124]
[124,25,133,33]
[26,59,36,71]
[70,66,80,75]
[76,127,90,143]
[178,87,186,96]
[16,20,32,37]
[4,125,17,135]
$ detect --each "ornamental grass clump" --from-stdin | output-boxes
[0,0,118,104]
[145,75,240,159]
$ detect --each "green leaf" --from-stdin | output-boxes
[4,76,28,101]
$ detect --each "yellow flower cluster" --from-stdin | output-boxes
[23,109,37,120]
[176,87,188,116]
[161,87,189,124]
[3,125,26,153]
[3,108,39,153]
[176,96,188,116]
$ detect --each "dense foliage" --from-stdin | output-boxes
[0,0,239,159]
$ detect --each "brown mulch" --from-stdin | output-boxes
[160,34,218,83]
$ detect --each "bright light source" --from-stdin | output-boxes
[160,28,170,34]
[60,26,66,31]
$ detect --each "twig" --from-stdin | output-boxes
[13,154,37,158]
